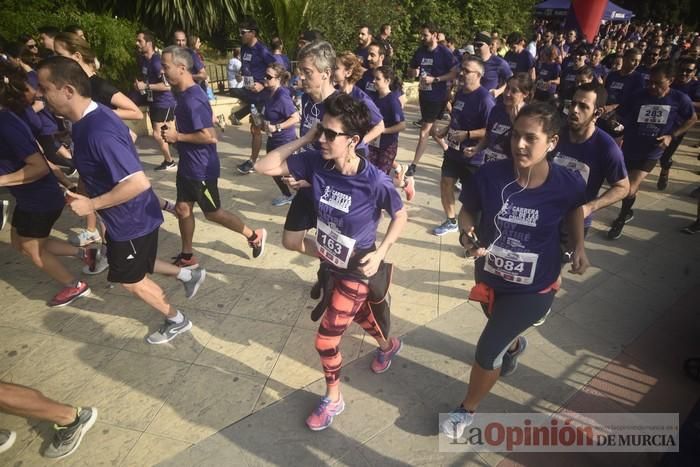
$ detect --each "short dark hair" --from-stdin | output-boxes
[380,24,391,34]
[650,62,674,80]
[514,102,562,138]
[575,82,608,108]
[420,23,438,34]
[37,26,60,37]
[17,34,34,44]
[358,25,372,36]
[323,93,371,141]
[239,18,259,33]
[137,30,155,45]
[36,55,91,97]
[508,72,534,102]
[368,41,385,57]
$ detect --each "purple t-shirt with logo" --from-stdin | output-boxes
[618,88,694,160]
[479,103,513,165]
[357,69,378,100]
[460,159,586,293]
[137,53,177,109]
[552,128,627,227]
[263,86,298,150]
[410,44,458,102]
[174,84,220,180]
[286,150,403,251]
[481,54,512,91]
[241,41,277,85]
[444,87,494,166]
[504,50,535,74]
[0,110,64,212]
[605,70,644,106]
[372,91,404,148]
[72,104,163,241]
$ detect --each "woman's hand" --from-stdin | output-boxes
[569,247,590,275]
[358,250,383,277]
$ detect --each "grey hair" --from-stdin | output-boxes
[162,45,193,70]
[463,55,485,76]
[297,40,336,74]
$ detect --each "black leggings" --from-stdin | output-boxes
[475,289,556,370]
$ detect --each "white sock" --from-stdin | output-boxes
[177,268,192,282]
[170,310,184,323]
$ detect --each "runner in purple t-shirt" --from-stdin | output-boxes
[229,19,277,175]
[37,56,208,344]
[406,23,458,177]
[504,33,536,81]
[135,31,177,171]
[473,31,512,99]
[553,83,630,234]
[262,63,300,206]
[256,93,407,432]
[275,41,338,258]
[159,47,268,266]
[0,105,96,308]
[442,102,589,439]
[433,56,494,237]
[355,25,372,69]
[608,63,697,240]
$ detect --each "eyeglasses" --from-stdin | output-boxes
[239,29,253,35]
[681,68,697,74]
[264,73,277,80]
[317,123,353,142]
[27,43,38,49]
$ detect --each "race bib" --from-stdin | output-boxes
[610,81,624,90]
[484,245,539,285]
[637,105,670,125]
[446,128,461,150]
[243,76,255,88]
[316,220,356,269]
[365,81,376,93]
[536,79,549,91]
[553,154,591,183]
[491,123,510,135]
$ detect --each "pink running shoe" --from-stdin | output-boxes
[371,337,403,373]
[306,394,345,431]
[403,176,415,202]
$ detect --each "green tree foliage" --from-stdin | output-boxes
[0,0,138,90]
[615,0,699,29]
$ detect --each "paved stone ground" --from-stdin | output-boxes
[0,105,698,466]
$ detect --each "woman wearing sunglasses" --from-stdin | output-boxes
[256,93,407,431]
[261,62,300,206]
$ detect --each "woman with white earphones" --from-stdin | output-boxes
[441,101,590,440]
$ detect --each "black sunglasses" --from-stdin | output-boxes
[681,68,697,74]
[317,123,353,142]
[264,73,277,80]
[27,44,38,48]
[473,42,486,48]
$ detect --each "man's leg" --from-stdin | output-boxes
[282,229,318,257]
[608,166,651,240]
[411,121,434,168]
[0,382,77,426]
[175,201,196,256]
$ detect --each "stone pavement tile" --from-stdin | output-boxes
[0,414,41,464]
[194,314,292,378]
[121,432,192,467]
[0,326,51,375]
[549,265,611,312]
[147,365,264,444]
[53,307,146,351]
[0,292,88,335]
[0,337,118,403]
[389,302,438,340]
[559,287,662,347]
[256,324,368,410]
[229,280,307,326]
[6,421,140,467]
[329,448,374,466]
[182,273,250,315]
[155,431,251,467]
[72,351,190,431]
[121,308,225,364]
[612,248,698,297]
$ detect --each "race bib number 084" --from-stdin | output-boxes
[484,245,539,285]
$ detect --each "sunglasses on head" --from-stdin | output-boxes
[264,73,277,80]
[317,123,353,142]
[239,29,253,35]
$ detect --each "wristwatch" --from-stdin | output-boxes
[275,124,281,133]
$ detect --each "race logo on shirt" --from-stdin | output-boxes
[320,185,352,213]
[242,53,252,62]
[491,123,510,135]
[498,201,539,227]
[610,81,624,90]
[453,100,465,111]
[420,58,434,67]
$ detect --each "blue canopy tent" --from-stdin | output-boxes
[534,0,635,21]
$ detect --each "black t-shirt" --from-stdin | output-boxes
[89,75,118,109]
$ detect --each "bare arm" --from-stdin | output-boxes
[382,121,406,135]
[254,131,317,177]
[583,177,630,218]
[363,120,385,144]
[67,171,151,216]
[111,92,144,121]
[565,206,589,275]
[0,153,49,186]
